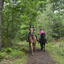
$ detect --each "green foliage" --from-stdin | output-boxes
[2,0,39,44]
[0,52,6,59]
[0,42,28,60]
[1,48,7,52]
[50,21,64,38]
[6,48,12,53]
[36,0,64,41]
[2,37,12,47]
[9,50,23,58]
[46,41,64,64]
[2,0,64,48]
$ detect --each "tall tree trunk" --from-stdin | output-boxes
[0,0,3,51]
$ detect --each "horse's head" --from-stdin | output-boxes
[30,28,34,35]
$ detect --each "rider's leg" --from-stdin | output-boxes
[27,33,30,42]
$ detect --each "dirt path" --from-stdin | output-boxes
[27,47,59,64]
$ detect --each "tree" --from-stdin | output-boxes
[0,0,4,51]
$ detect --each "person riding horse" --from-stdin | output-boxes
[27,25,38,42]
[39,28,48,43]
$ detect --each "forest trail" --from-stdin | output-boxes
[27,47,59,64]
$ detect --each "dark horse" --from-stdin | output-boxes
[40,33,46,51]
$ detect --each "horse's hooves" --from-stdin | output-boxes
[32,54,34,56]
[32,52,35,56]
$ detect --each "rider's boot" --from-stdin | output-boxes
[27,35,30,42]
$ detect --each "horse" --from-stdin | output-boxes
[29,28,37,55]
[39,33,46,51]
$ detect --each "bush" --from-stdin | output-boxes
[9,50,24,58]
[2,37,12,47]
[0,52,6,59]
[6,48,12,53]
[1,48,7,52]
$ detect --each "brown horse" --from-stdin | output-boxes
[29,28,37,55]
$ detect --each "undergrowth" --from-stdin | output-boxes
[46,40,64,64]
[0,42,28,64]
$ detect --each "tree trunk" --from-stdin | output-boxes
[0,0,2,51]
[0,0,4,51]
[0,10,2,51]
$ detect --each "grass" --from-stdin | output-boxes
[46,41,64,64]
[12,54,28,64]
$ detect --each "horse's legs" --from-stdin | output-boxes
[43,44,45,51]
[33,43,36,52]
[42,45,43,50]
[29,42,31,52]
[40,43,42,50]
[41,43,43,50]
[31,43,34,56]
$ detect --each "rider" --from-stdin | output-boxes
[39,28,48,43]
[27,25,38,42]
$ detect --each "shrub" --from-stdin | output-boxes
[6,48,12,53]
[0,52,6,59]
[2,37,12,47]
[9,50,24,58]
